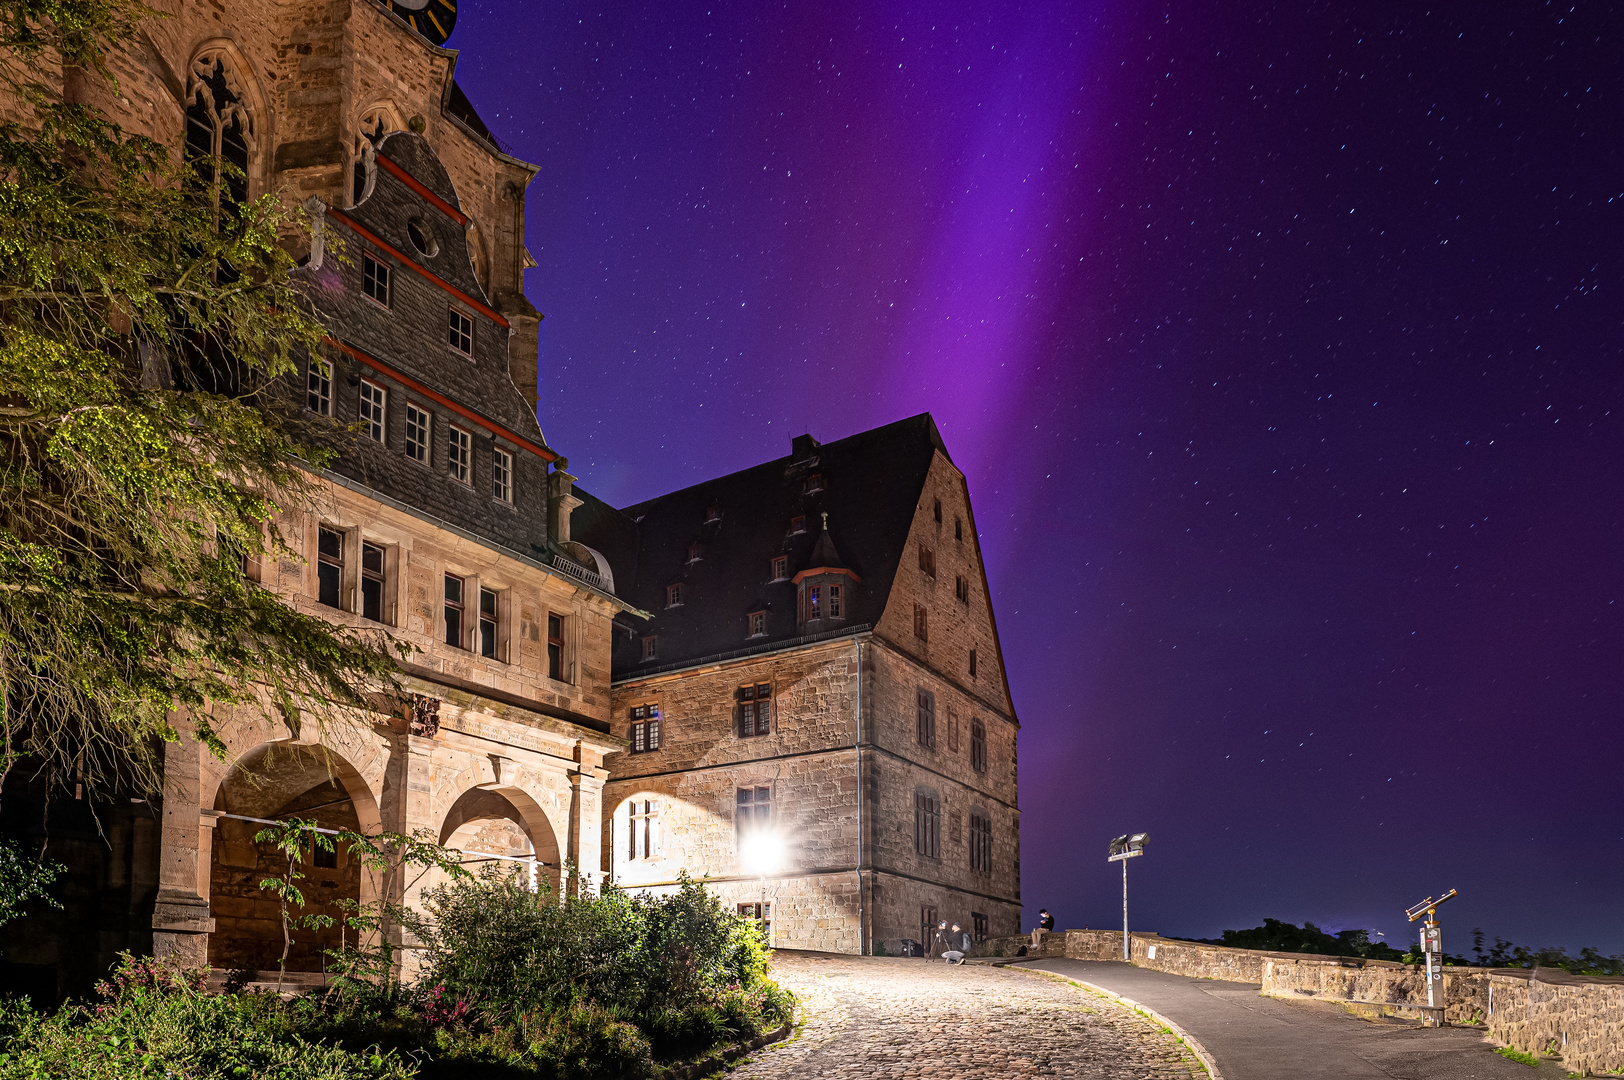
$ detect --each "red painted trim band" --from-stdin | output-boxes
[326,338,557,463]
[792,566,862,585]
[326,208,509,328]
[375,153,469,226]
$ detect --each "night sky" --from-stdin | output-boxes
[450,1,1623,953]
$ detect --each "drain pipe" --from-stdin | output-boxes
[855,637,865,955]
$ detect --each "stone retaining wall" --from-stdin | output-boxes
[973,930,1624,1075]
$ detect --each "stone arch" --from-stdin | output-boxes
[206,740,382,972]
[435,785,562,895]
[183,39,270,196]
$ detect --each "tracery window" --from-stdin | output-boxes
[185,54,254,222]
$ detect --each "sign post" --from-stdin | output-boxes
[1107,833,1149,961]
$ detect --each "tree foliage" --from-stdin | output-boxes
[0,0,402,797]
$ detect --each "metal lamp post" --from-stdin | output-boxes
[1107,833,1149,961]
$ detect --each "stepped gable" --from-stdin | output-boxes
[586,413,949,673]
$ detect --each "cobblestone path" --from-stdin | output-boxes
[732,953,1208,1080]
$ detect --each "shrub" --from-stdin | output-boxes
[527,1004,654,1080]
[0,955,416,1080]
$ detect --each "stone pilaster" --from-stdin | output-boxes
[568,742,607,890]
[380,725,438,973]
[151,734,215,966]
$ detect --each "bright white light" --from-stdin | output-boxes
[739,831,783,876]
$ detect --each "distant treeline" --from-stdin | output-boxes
[1179,919,1624,976]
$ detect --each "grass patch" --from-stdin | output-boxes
[1495,1046,1541,1068]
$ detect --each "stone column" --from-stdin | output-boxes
[567,742,607,892]
[151,734,215,966]
[197,810,221,902]
[380,704,438,976]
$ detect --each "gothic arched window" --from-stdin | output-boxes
[185,54,254,220]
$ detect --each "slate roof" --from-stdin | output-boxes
[573,413,951,676]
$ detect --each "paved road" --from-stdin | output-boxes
[733,952,1206,1079]
[1026,958,1560,1079]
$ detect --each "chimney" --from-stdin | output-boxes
[547,457,582,546]
[791,433,820,460]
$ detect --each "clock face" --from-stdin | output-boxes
[383,0,457,46]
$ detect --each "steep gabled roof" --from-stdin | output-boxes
[574,413,950,675]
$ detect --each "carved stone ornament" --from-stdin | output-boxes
[187,52,257,155]
[409,694,441,738]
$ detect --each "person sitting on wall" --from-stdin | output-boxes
[942,923,972,964]
[1032,907,1055,948]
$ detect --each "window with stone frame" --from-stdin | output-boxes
[443,573,465,648]
[913,791,940,858]
[915,688,936,749]
[972,912,989,942]
[913,603,928,641]
[947,710,960,753]
[933,498,942,524]
[316,526,343,609]
[736,786,771,843]
[360,541,386,622]
[358,378,386,443]
[478,587,500,659]
[738,683,771,737]
[969,648,978,679]
[971,718,987,773]
[949,809,962,845]
[955,574,970,604]
[547,613,566,680]
[627,799,660,859]
[184,53,252,226]
[955,516,964,542]
[918,543,936,578]
[405,403,430,464]
[969,810,992,873]
[307,358,332,416]
[629,705,661,753]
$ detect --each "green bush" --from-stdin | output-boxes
[0,956,416,1080]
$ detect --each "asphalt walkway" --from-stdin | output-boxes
[1025,958,1558,1080]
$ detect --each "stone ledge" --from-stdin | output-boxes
[656,1021,794,1080]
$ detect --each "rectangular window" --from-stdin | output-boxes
[360,541,385,622]
[803,473,824,494]
[748,611,766,637]
[629,705,661,753]
[969,648,978,679]
[919,544,936,578]
[955,517,964,542]
[362,253,390,306]
[547,613,565,680]
[970,811,992,873]
[448,426,471,484]
[317,526,343,609]
[492,448,513,504]
[828,584,842,619]
[790,515,806,534]
[736,786,771,841]
[972,911,988,942]
[405,404,431,464]
[933,498,942,523]
[916,688,936,749]
[642,634,658,661]
[947,711,960,753]
[443,574,464,648]
[312,842,338,870]
[479,587,499,659]
[913,603,928,642]
[738,902,771,937]
[971,718,987,773]
[739,683,771,737]
[359,379,386,443]
[307,358,332,415]
[913,792,940,858]
[666,583,683,608]
[628,798,660,859]
[449,308,473,355]
[956,575,970,604]
[808,584,821,620]
[771,555,787,581]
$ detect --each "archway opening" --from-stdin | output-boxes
[208,743,370,973]
[435,787,561,897]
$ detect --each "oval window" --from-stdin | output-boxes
[407,218,438,257]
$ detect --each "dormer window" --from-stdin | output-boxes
[748,610,766,637]
[687,542,703,563]
[801,584,821,622]
[641,635,658,661]
[666,583,683,608]
[790,515,806,534]
[770,556,788,581]
[803,473,824,495]
[706,502,722,523]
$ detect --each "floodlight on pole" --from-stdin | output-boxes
[1106,832,1149,961]
[740,831,784,949]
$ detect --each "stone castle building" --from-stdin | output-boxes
[0,0,1019,997]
